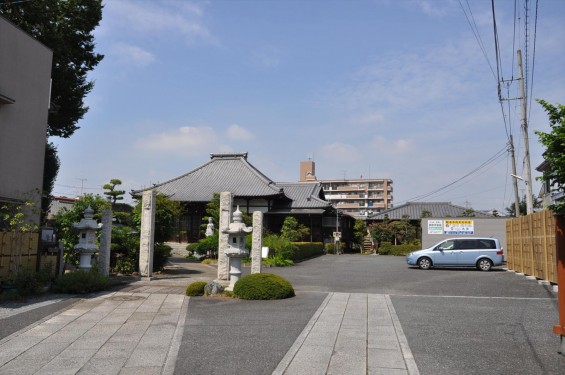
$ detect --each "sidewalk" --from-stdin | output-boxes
[0,286,419,375]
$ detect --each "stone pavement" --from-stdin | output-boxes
[0,287,419,375]
[274,292,419,375]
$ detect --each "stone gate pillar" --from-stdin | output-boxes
[251,211,263,274]
[217,192,233,282]
[139,190,156,279]
[99,207,112,277]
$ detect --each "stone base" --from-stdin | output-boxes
[141,276,154,281]
[214,279,230,287]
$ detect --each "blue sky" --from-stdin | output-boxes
[51,0,565,213]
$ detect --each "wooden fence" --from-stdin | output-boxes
[0,231,39,281]
[506,210,557,283]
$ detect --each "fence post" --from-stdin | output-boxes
[553,214,565,354]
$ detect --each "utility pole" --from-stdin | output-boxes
[517,49,534,215]
[509,135,521,217]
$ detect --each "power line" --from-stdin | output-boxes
[459,0,497,82]
[527,0,539,122]
[398,145,508,204]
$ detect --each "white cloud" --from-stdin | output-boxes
[106,0,213,44]
[135,126,222,155]
[349,112,385,125]
[319,143,362,163]
[252,46,282,68]
[227,124,255,141]
[411,0,456,17]
[112,43,155,66]
[370,136,413,154]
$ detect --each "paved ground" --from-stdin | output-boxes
[0,254,563,374]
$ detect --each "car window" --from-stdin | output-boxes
[456,240,479,250]
[478,239,496,249]
[437,240,455,250]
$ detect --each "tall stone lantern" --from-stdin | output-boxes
[222,206,252,290]
[73,205,102,270]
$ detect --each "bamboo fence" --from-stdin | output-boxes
[506,210,557,283]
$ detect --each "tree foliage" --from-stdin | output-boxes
[353,219,367,249]
[280,216,310,242]
[133,194,181,244]
[505,194,542,217]
[103,179,126,206]
[52,194,109,266]
[41,142,60,223]
[0,0,104,138]
[535,100,565,214]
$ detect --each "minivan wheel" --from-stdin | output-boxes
[418,257,432,270]
[477,258,493,271]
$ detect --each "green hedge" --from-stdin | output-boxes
[233,273,295,300]
[52,269,110,294]
[185,281,207,296]
[378,242,420,256]
[292,242,324,261]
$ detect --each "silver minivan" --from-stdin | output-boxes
[406,237,503,271]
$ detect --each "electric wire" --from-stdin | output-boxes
[527,0,538,122]
[459,0,497,81]
[400,145,509,204]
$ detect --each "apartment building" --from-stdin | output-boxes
[299,160,393,217]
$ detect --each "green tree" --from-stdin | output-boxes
[52,194,109,267]
[505,194,542,217]
[133,194,181,244]
[535,100,565,214]
[353,219,367,251]
[281,216,310,242]
[389,215,417,245]
[41,142,60,223]
[368,220,395,248]
[103,179,126,206]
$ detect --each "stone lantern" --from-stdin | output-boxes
[73,205,102,270]
[222,206,252,290]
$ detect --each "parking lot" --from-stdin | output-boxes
[267,254,564,375]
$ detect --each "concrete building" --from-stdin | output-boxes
[299,160,393,218]
[0,16,53,280]
[0,15,53,224]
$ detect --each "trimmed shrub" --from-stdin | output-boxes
[14,268,41,296]
[378,242,420,256]
[263,235,297,261]
[263,254,294,267]
[52,269,110,294]
[185,281,207,296]
[293,242,324,261]
[233,273,295,300]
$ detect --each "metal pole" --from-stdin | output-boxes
[517,49,534,215]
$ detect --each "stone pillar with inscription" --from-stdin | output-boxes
[139,190,156,279]
[251,211,263,274]
[217,192,233,282]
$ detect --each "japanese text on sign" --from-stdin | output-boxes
[443,220,474,235]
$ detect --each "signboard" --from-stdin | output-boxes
[443,220,474,235]
[333,232,341,240]
[427,220,443,234]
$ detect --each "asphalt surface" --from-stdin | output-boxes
[1,254,563,374]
